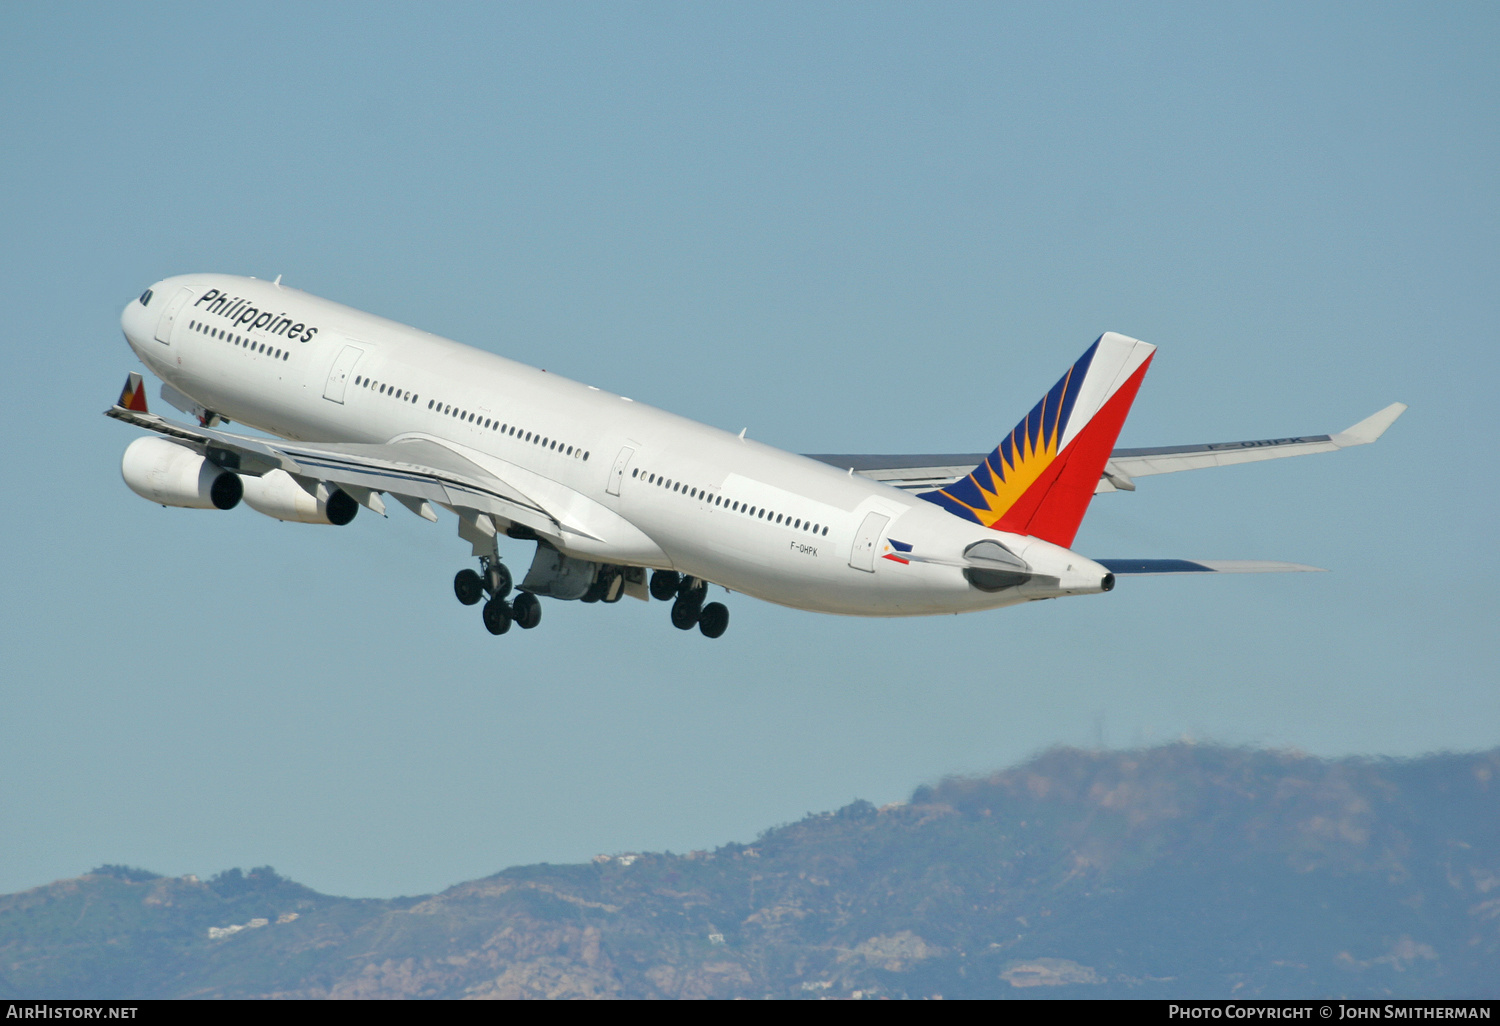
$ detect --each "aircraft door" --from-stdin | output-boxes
[153,287,194,344]
[606,445,636,497]
[849,511,890,572]
[323,345,364,403]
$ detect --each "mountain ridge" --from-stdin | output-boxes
[4,743,1496,999]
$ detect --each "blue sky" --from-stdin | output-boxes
[1,2,1495,899]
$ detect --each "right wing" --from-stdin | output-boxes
[804,403,1407,495]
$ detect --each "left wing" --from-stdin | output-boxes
[805,403,1407,495]
[106,391,579,547]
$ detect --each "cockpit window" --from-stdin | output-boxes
[139,289,153,306]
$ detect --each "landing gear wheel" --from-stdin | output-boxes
[454,569,483,606]
[698,602,729,639]
[482,597,512,635]
[602,571,624,603]
[650,570,681,601]
[581,569,614,604]
[670,596,701,631]
[512,591,542,630]
[484,562,512,600]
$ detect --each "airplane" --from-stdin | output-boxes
[110,274,1405,638]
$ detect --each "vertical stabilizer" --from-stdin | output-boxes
[919,333,1154,547]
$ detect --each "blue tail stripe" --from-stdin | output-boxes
[1025,401,1044,454]
[918,336,1108,526]
[984,452,1006,486]
[997,436,1016,475]
[943,473,990,509]
[1054,338,1099,440]
[924,490,979,522]
[1043,376,1067,442]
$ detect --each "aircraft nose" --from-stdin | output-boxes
[120,284,158,349]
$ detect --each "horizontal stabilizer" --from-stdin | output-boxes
[1098,559,1326,575]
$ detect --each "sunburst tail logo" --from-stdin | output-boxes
[919,333,1155,548]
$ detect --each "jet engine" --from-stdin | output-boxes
[240,469,358,526]
[121,436,242,510]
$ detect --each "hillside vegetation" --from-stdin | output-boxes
[3,744,1497,999]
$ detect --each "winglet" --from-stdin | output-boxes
[1332,402,1406,447]
[117,372,149,413]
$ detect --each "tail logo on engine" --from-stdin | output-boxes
[117,372,149,413]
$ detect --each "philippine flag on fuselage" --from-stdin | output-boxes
[882,539,913,564]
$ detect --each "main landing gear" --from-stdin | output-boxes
[455,557,540,636]
[651,570,730,639]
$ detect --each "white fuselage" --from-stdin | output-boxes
[120,274,1111,616]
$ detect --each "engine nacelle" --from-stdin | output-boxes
[121,436,242,510]
[240,469,357,526]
